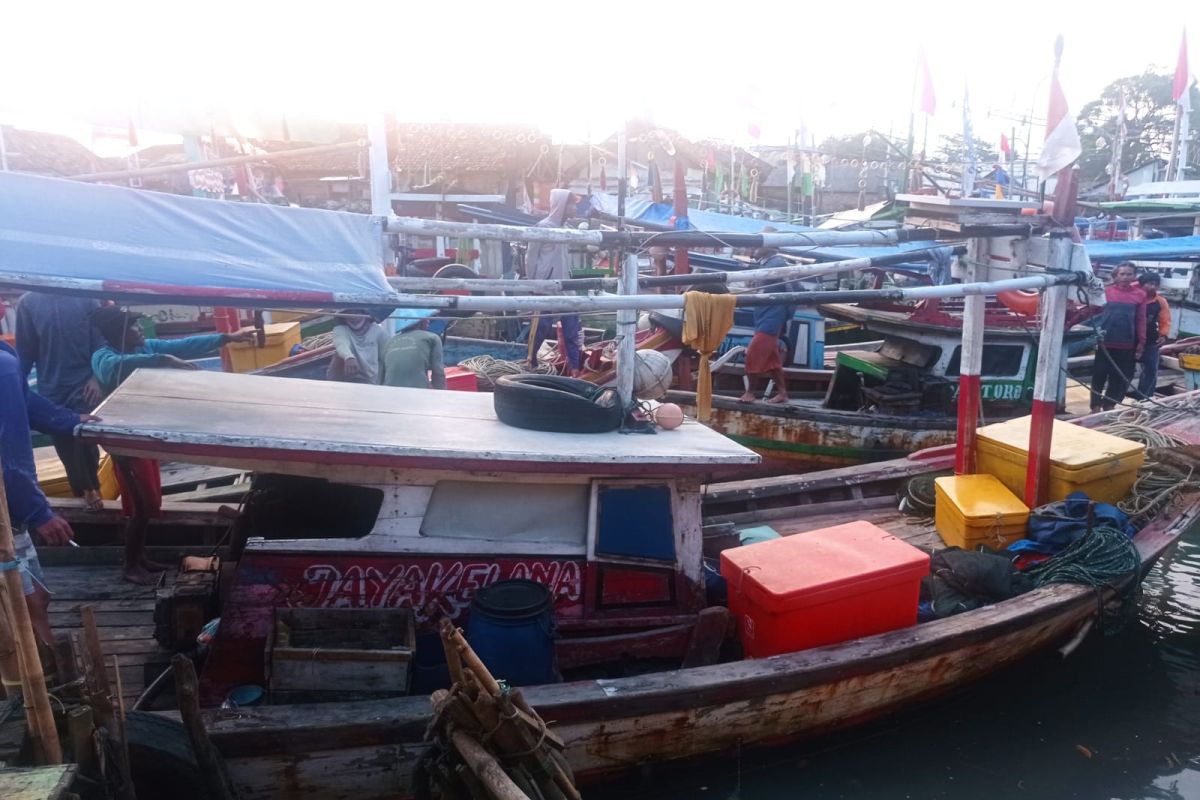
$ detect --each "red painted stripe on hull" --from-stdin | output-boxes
[954,373,981,475]
[1023,398,1057,507]
[83,435,737,476]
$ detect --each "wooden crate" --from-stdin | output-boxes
[267,607,416,702]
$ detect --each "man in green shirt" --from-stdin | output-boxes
[382,319,446,390]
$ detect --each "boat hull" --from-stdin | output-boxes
[190,490,1198,800]
[666,391,958,470]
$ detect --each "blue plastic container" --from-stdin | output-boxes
[466,579,558,686]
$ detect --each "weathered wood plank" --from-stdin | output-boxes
[703,453,954,505]
[83,370,758,472]
[0,765,77,800]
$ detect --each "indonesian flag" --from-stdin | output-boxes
[918,50,936,115]
[1036,49,1082,180]
[1000,132,1011,159]
[1175,29,1191,111]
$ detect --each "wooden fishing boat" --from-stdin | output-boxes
[668,301,1095,470]
[77,370,1200,800]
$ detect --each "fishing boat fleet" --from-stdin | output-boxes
[3,119,1200,800]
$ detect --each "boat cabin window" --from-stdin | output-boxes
[420,481,589,546]
[594,484,676,562]
[945,345,1025,378]
[243,474,384,540]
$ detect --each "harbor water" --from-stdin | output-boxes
[597,522,1200,800]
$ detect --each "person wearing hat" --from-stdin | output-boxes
[382,317,446,390]
[329,310,390,384]
[90,306,255,584]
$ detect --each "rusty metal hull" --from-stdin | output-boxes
[194,495,1199,800]
[666,391,958,471]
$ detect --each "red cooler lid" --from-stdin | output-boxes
[720,521,930,613]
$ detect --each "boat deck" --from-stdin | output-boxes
[44,554,178,704]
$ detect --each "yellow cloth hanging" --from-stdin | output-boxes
[682,291,737,422]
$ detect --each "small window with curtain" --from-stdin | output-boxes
[420,481,589,547]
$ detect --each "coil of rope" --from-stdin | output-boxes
[457,355,556,390]
[1026,524,1143,633]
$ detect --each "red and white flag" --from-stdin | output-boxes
[1000,132,1011,160]
[1036,38,1082,181]
[918,50,936,115]
[1175,28,1191,111]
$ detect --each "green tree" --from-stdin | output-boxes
[817,132,891,161]
[933,134,999,167]
[1076,70,1200,185]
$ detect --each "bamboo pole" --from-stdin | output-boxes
[449,729,531,800]
[385,215,959,247]
[0,460,62,764]
[0,589,23,696]
[0,266,1091,314]
[386,245,965,293]
[70,140,367,183]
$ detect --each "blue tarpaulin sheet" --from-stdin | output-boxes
[0,171,393,306]
[586,194,815,234]
[1083,236,1200,262]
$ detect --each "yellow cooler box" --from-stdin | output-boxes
[976,417,1144,505]
[226,322,302,372]
[934,474,1029,550]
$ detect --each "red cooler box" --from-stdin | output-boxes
[720,521,930,658]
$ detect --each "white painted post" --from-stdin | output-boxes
[367,115,392,218]
[954,239,987,474]
[1025,273,1069,507]
[615,253,639,409]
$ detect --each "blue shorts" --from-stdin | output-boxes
[12,528,48,596]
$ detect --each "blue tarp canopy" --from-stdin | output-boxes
[1083,236,1200,262]
[0,171,394,307]
[585,194,815,234]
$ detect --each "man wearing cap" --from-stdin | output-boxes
[90,307,255,583]
[382,318,446,390]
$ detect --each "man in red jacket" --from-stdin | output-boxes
[1088,263,1146,412]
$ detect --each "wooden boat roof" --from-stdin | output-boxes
[82,370,759,474]
[820,303,1091,340]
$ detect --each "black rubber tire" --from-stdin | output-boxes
[432,263,482,319]
[493,373,624,433]
[124,710,207,800]
[649,311,684,341]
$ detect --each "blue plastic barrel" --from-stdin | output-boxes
[466,579,558,686]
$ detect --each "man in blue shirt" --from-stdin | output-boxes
[1,342,96,648]
[91,307,254,583]
[16,292,106,510]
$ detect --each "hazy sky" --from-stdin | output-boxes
[3,0,1197,155]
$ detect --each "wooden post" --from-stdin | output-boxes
[0,462,62,764]
[1024,236,1072,508]
[673,156,691,279]
[449,729,531,800]
[80,605,136,800]
[367,115,393,219]
[954,239,987,475]
[0,589,23,696]
[172,654,239,800]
